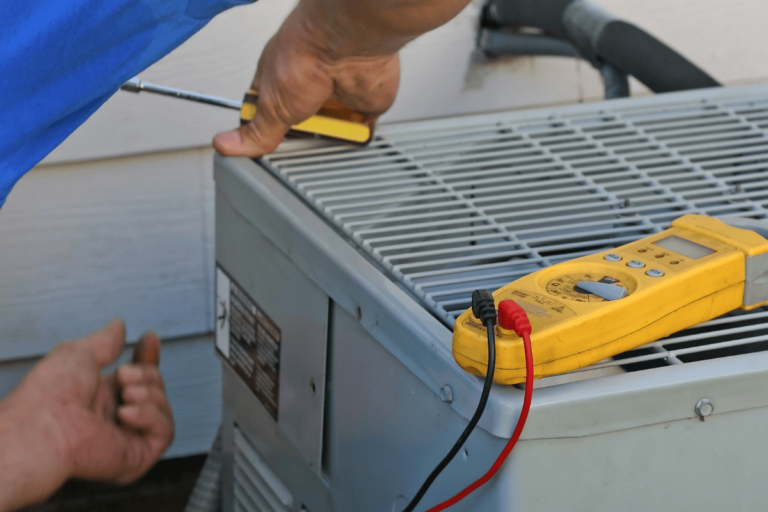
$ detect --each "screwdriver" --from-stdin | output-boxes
[120,77,375,145]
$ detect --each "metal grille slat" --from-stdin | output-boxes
[260,85,768,378]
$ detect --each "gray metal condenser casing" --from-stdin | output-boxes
[215,85,768,512]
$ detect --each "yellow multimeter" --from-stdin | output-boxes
[453,214,768,385]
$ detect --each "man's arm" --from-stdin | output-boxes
[0,321,173,512]
[213,0,472,156]
[0,0,249,208]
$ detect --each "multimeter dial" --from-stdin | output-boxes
[546,273,629,302]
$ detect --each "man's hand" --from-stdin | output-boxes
[0,320,174,511]
[213,0,471,158]
[213,5,400,156]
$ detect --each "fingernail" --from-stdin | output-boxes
[213,130,240,151]
[134,332,161,365]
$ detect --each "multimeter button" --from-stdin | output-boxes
[646,269,664,277]
[627,260,645,268]
[575,281,629,300]
[604,253,622,261]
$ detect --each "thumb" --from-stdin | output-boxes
[80,319,126,368]
[213,109,290,158]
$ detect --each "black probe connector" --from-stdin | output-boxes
[471,289,498,326]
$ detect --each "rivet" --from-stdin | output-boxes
[440,385,454,404]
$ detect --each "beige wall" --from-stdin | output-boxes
[0,148,219,458]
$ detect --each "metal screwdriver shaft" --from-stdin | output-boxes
[121,77,242,110]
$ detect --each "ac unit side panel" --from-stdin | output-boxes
[222,363,336,512]
[216,189,330,473]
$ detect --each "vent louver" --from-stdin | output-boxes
[260,85,768,374]
[233,427,293,512]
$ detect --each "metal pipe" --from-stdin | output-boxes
[599,63,630,99]
[121,77,242,110]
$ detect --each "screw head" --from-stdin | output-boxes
[695,398,714,418]
[440,385,454,404]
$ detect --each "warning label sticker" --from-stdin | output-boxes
[215,266,281,420]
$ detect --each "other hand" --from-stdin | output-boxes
[0,320,174,510]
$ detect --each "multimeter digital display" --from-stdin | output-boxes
[452,215,768,384]
[653,236,714,259]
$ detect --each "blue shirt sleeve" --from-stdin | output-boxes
[0,0,251,208]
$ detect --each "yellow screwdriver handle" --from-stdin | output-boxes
[240,89,375,145]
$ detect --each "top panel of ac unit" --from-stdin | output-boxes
[259,84,768,374]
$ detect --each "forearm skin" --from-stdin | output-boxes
[294,0,473,59]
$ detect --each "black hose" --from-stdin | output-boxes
[480,30,577,58]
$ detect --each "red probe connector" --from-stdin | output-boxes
[498,300,531,337]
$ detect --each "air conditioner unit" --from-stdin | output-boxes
[213,84,768,512]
